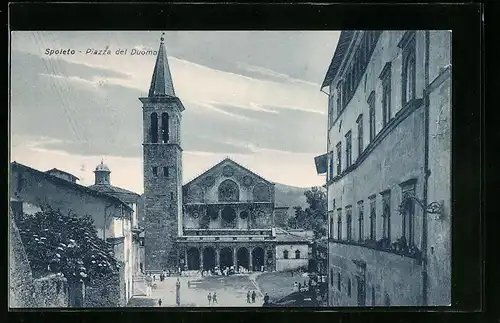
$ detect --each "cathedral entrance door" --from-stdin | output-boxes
[187,247,201,270]
[203,247,216,271]
[219,247,233,269]
[237,247,250,270]
[251,247,265,271]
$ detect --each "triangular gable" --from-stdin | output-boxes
[183,157,274,188]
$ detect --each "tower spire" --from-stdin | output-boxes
[148,32,175,97]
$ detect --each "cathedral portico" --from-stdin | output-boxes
[177,240,276,272]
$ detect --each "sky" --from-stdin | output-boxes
[10,31,340,193]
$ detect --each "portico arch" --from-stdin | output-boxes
[252,247,265,271]
[187,247,200,270]
[202,247,216,271]
[237,247,250,270]
[219,247,233,269]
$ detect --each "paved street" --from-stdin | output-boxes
[128,273,264,307]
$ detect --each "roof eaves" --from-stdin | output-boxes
[321,31,355,90]
[11,162,133,212]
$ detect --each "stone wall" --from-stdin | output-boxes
[33,274,69,307]
[426,30,452,306]
[10,215,69,308]
[83,270,123,307]
[9,216,37,308]
[143,142,182,271]
[328,242,422,306]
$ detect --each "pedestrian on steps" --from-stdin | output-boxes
[158,298,162,307]
[247,291,251,303]
[212,292,218,304]
[207,292,212,305]
[251,290,256,303]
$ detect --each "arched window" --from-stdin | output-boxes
[330,269,334,285]
[161,112,169,143]
[283,250,289,259]
[337,272,341,291]
[347,277,352,297]
[295,249,300,259]
[218,179,239,202]
[337,214,342,240]
[253,183,271,202]
[150,112,158,143]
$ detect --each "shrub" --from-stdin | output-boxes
[14,206,120,286]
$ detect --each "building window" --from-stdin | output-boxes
[347,278,352,297]
[161,112,169,143]
[345,131,352,168]
[401,180,417,246]
[337,272,341,291]
[283,250,289,259]
[337,209,342,240]
[380,62,392,126]
[163,166,169,177]
[400,31,417,106]
[328,92,335,128]
[336,142,342,175]
[329,212,334,239]
[330,269,334,286]
[328,151,334,181]
[150,112,158,143]
[368,91,376,142]
[357,276,366,306]
[357,201,364,242]
[336,81,343,117]
[381,191,391,240]
[369,197,376,240]
[170,192,174,201]
[384,293,391,306]
[152,167,158,176]
[356,114,363,156]
[295,250,301,259]
[346,207,352,241]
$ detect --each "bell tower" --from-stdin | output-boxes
[140,33,184,271]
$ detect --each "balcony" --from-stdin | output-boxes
[183,228,273,236]
[177,235,276,243]
[184,200,272,206]
[329,236,422,262]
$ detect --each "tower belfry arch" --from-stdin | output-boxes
[141,32,186,271]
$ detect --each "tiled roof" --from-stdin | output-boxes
[321,31,355,89]
[88,184,140,203]
[148,34,176,97]
[45,168,79,180]
[11,162,132,212]
[274,228,310,243]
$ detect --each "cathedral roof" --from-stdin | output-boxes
[183,157,274,188]
[148,33,176,97]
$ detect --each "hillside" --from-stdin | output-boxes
[273,183,310,209]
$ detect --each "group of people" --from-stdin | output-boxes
[246,290,257,303]
[207,292,218,305]
[293,277,319,293]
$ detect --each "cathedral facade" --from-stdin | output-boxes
[141,35,309,273]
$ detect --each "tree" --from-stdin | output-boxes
[288,187,327,239]
[14,206,120,286]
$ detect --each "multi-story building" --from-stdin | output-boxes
[89,161,144,300]
[315,30,451,306]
